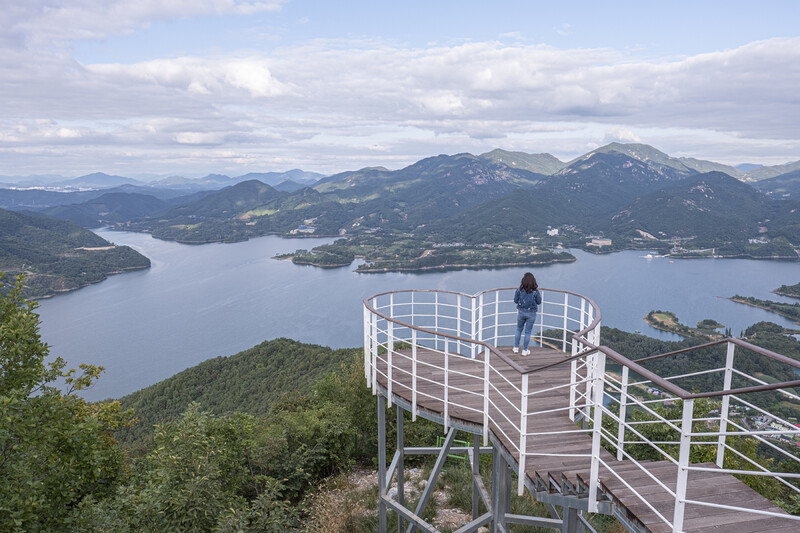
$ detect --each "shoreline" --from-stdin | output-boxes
[353,257,576,273]
[726,296,800,325]
[29,264,151,301]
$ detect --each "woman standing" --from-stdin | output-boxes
[513,272,542,355]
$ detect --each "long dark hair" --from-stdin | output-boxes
[520,272,538,293]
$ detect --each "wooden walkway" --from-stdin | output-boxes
[376,346,796,533]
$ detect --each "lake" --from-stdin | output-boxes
[36,230,800,401]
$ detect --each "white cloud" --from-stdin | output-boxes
[87,57,286,98]
[0,17,798,176]
[10,0,287,46]
[604,127,641,143]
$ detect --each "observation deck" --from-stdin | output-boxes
[363,288,800,533]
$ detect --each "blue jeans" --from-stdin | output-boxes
[514,309,537,350]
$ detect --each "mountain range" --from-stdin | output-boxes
[2,143,799,277]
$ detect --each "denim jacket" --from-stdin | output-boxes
[514,288,541,311]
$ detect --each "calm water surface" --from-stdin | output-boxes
[36,231,800,400]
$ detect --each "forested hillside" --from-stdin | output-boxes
[115,338,360,444]
[0,208,150,298]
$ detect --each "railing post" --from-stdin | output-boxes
[717,341,736,467]
[588,348,606,513]
[434,292,439,351]
[538,291,544,344]
[471,295,477,358]
[483,346,490,446]
[673,398,695,533]
[371,307,378,395]
[411,328,417,421]
[477,293,484,344]
[569,333,579,421]
[562,292,569,352]
[494,290,500,347]
[457,294,462,352]
[364,304,371,387]
[387,320,393,408]
[617,365,630,460]
[518,373,529,495]
[444,338,450,433]
[584,307,595,420]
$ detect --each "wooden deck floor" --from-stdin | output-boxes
[375,346,796,533]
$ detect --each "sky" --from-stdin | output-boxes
[1,0,799,179]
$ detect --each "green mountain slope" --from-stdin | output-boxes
[40,192,169,228]
[609,172,773,241]
[115,337,357,444]
[746,160,800,181]
[478,148,565,175]
[570,142,744,179]
[423,151,682,243]
[756,169,800,199]
[0,208,150,297]
[157,179,286,219]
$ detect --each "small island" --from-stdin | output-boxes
[774,282,800,299]
[276,234,575,272]
[644,310,725,339]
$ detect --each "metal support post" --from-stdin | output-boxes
[518,373,529,495]
[491,443,511,532]
[397,405,405,533]
[472,434,481,520]
[378,394,387,532]
[672,398,695,533]
[444,339,450,433]
[411,328,417,421]
[717,341,735,467]
[562,507,579,533]
[491,443,500,532]
[483,346,490,446]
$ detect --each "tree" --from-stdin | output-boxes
[0,273,131,531]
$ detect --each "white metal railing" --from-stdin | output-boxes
[363,288,800,533]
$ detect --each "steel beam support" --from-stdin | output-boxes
[562,507,579,533]
[397,405,405,533]
[453,512,493,533]
[472,434,481,519]
[378,394,387,532]
[382,496,438,533]
[505,513,563,528]
[406,427,458,533]
[491,442,511,532]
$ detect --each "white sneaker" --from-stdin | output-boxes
[522,349,530,356]
[512,346,519,353]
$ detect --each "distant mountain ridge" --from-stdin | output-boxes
[564,143,745,179]
[5,142,799,264]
